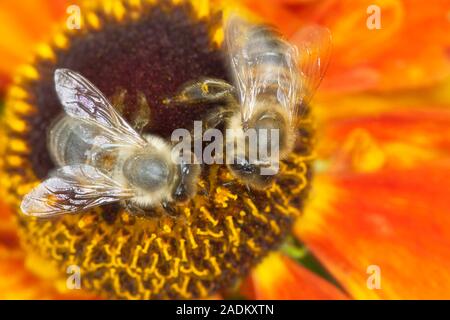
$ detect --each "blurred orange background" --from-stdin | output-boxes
[0,0,449,300]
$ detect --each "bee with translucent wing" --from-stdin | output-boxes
[168,16,331,189]
[21,69,200,218]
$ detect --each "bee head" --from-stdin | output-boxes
[227,155,277,190]
[225,107,284,190]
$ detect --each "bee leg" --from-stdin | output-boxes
[161,201,179,218]
[110,88,128,116]
[129,91,151,134]
[164,78,235,105]
[122,200,150,217]
[203,106,235,130]
[188,106,235,164]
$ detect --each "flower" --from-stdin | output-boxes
[0,0,449,300]
[0,0,311,299]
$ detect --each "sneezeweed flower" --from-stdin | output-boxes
[0,0,449,300]
[0,0,313,299]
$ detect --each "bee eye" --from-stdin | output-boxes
[123,154,170,191]
[171,153,200,203]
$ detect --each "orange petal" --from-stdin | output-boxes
[241,252,348,299]
[295,106,450,299]
[243,0,450,93]
[317,107,450,173]
[0,245,98,299]
[0,0,69,88]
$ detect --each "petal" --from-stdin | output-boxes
[0,0,69,88]
[317,107,450,173]
[0,245,98,299]
[0,193,96,299]
[243,0,450,93]
[295,107,450,299]
[241,252,348,299]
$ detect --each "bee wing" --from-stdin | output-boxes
[54,69,147,148]
[225,16,301,124]
[226,17,331,125]
[21,164,135,217]
[225,16,256,122]
[290,24,332,111]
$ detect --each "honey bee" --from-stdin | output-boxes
[168,16,331,189]
[21,69,200,218]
